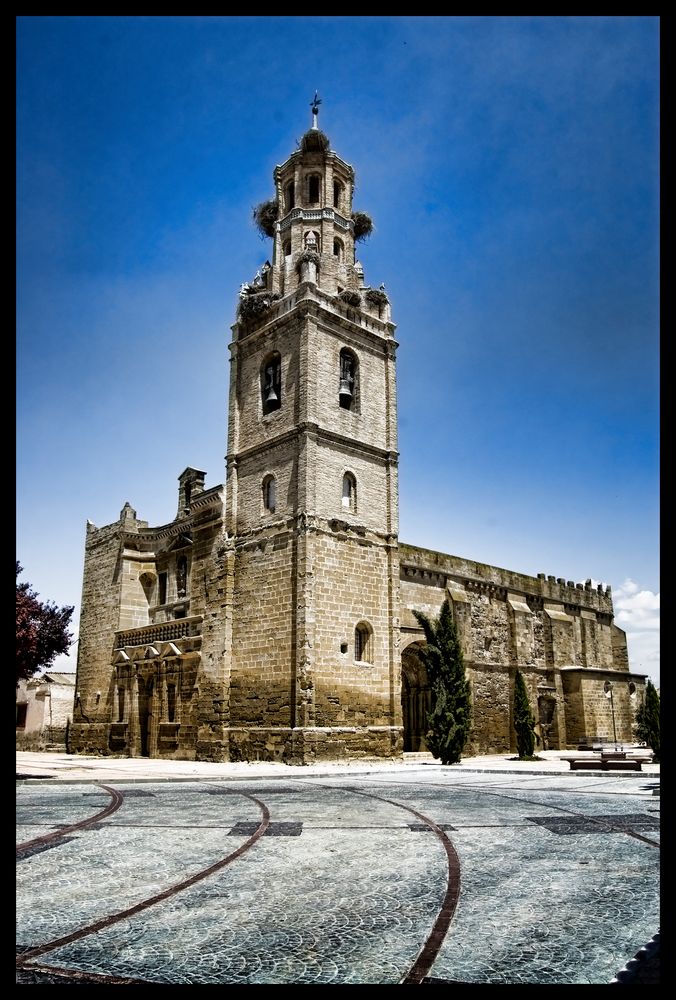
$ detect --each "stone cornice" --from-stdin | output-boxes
[273,148,355,179]
[232,284,396,347]
[229,422,398,465]
[231,512,397,552]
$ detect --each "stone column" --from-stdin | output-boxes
[128,668,140,757]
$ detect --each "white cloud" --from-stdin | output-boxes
[612,578,660,688]
[614,579,660,630]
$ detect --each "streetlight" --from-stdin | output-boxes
[604,680,618,749]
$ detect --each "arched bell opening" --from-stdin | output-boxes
[261,351,282,415]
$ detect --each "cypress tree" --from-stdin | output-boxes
[412,598,471,764]
[635,679,660,762]
[513,668,536,759]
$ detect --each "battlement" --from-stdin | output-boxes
[399,542,616,614]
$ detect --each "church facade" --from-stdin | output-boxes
[69,108,646,764]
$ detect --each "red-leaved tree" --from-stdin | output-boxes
[16,562,74,684]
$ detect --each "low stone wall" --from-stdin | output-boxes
[15,726,69,752]
[226,725,404,764]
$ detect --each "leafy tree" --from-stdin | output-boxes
[513,669,536,759]
[16,562,74,684]
[634,679,660,762]
[412,598,471,764]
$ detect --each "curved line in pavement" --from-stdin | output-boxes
[327,785,461,985]
[16,784,125,857]
[16,791,271,968]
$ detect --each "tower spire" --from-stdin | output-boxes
[310,91,322,129]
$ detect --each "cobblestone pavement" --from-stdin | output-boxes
[16,752,660,984]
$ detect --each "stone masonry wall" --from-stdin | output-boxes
[313,439,391,534]
[229,529,296,733]
[70,518,126,752]
[309,529,397,729]
[311,316,395,450]
[398,542,634,753]
[232,320,303,451]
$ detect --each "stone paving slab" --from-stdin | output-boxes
[17,753,660,985]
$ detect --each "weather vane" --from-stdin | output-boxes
[310,91,322,128]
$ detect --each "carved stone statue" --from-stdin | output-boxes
[176,555,187,599]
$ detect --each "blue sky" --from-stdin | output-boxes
[17,16,660,686]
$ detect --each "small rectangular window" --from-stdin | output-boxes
[158,572,168,605]
[16,703,28,729]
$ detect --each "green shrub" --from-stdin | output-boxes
[412,598,472,764]
[513,669,536,759]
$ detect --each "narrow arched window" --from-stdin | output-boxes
[333,238,344,261]
[307,174,320,204]
[262,475,276,514]
[283,240,291,258]
[339,347,358,411]
[285,182,295,211]
[333,181,343,210]
[354,622,373,663]
[261,352,281,414]
[342,472,356,512]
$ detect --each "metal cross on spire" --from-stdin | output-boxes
[310,91,322,129]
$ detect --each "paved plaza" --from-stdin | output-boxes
[16,751,660,985]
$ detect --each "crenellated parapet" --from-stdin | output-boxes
[399,543,615,615]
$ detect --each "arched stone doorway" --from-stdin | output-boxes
[536,689,559,750]
[401,643,431,752]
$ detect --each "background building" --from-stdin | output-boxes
[16,672,76,751]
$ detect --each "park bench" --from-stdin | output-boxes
[561,748,653,772]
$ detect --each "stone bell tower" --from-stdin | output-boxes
[224,95,402,763]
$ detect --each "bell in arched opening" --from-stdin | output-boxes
[339,347,356,410]
[339,377,353,406]
[265,378,278,406]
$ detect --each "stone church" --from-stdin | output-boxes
[70,103,647,764]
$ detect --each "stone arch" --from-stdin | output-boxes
[342,471,357,512]
[536,690,559,751]
[401,641,431,752]
[262,473,276,514]
[333,180,344,211]
[339,346,358,411]
[261,351,282,414]
[306,173,321,205]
